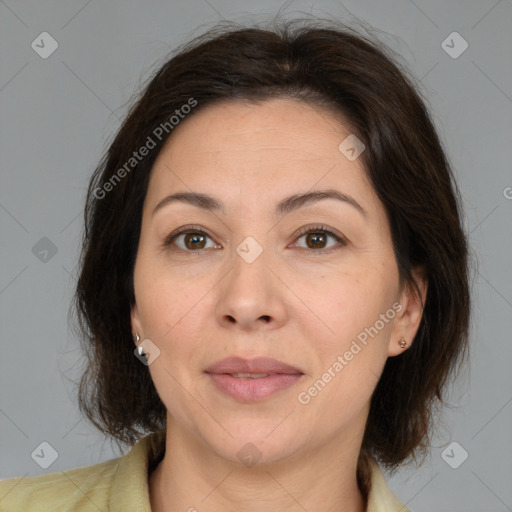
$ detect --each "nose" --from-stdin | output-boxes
[214,243,289,332]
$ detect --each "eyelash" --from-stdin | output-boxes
[162,224,348,255]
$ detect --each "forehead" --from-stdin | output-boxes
[144,98,377,214]
[156,97,351,163]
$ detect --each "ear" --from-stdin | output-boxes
[387,266,428,357]
[130,302,144,347]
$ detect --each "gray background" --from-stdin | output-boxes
[1,1,511,511]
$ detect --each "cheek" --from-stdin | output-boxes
[134,254,200,333]
[310,264,397,338]
[133,257,213,377]
[299,283,396,418]
[134,262,209,420]
[302,266,399,408]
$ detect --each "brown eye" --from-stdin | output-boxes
[164,227,219,252]
[293,225,347,252]
[183,232,207,250]
[305,232,328,249]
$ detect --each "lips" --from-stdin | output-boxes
[205,356,303,376]
[205,356,304,402]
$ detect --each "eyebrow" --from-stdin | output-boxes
[152,188,366,218]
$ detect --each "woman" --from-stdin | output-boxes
[0,18,470,512]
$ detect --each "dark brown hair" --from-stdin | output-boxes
[72,18,470,483]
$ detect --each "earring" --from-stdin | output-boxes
[399,338,407,348]
[134,333,144,357]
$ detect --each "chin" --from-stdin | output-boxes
[199,420,304,468]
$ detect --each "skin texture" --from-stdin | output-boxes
[130,98,426,512]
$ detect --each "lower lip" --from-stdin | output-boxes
[207,373,303,402]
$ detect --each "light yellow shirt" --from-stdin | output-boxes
[0,430,410,511]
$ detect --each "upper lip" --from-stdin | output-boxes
[205,357,303,375]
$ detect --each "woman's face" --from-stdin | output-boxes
[131,97,422,465]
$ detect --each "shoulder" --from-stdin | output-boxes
[0,457,120,512]
[0,430,165,512]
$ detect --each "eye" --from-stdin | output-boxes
[163,225,219,252]
[291,225,347,253]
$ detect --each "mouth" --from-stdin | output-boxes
[205,357,304,402]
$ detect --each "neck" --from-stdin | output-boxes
[149,420,367,512]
